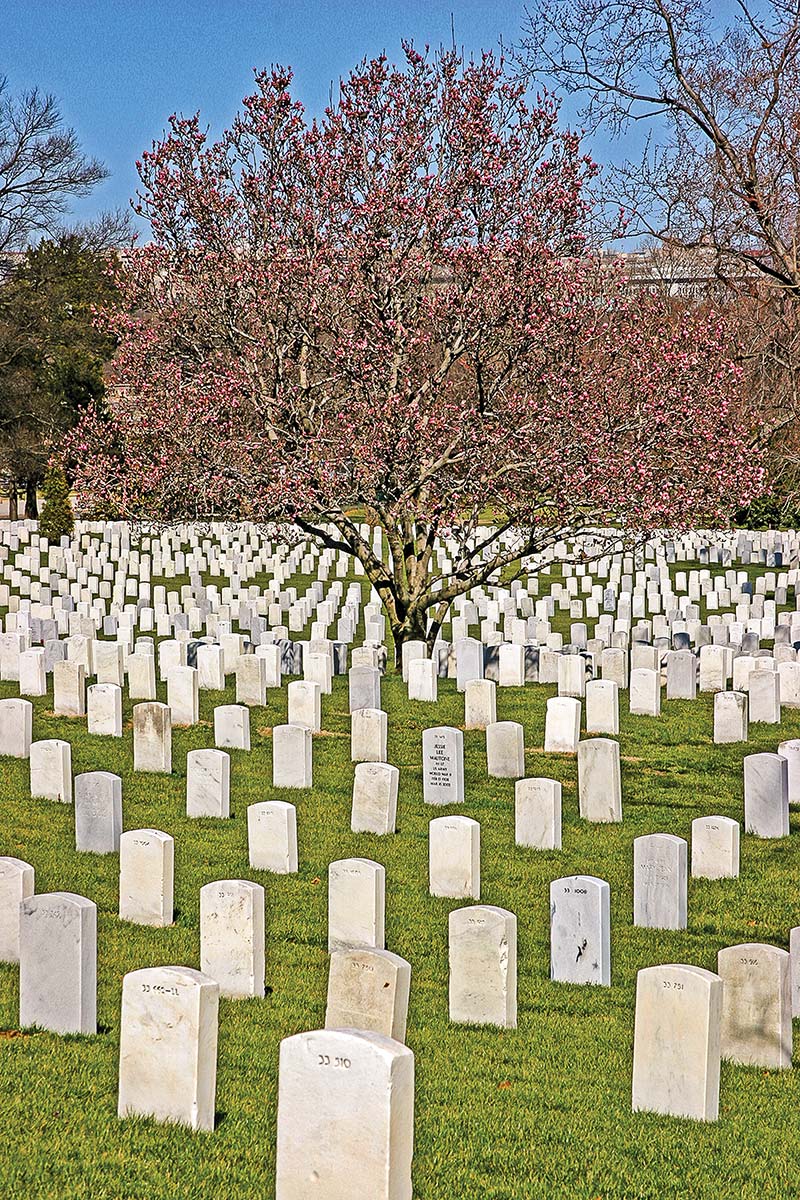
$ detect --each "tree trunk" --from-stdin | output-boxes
[390,605,429,671]
[7,486,18,521]
[24,478,38,520]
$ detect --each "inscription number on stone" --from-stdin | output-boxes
[317,1054,351,1069]
[562,887,587,894]
[141,983,180,996]
[662,981,685,991]
[740,957,759,966]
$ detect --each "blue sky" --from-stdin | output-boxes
[3,0,611,236]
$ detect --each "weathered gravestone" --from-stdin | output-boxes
[119,829,174,927]
[777,738,800,805]
[235,654,267,706]
[167,665,199,726]
[287,680,321,733]
[349,665,381,713]
[632,964,722,1122]
[544,697,581,754]
[74,771,122,853]
[666,649,696,700]
[186,747,230,818]
[0,856,34,962]
[744,752,789,838]
[328,858,385,952]
[633,834,687,930]
[629,667,661,716]
[53,659,85,717]
[0,697,32,758]
[214,703,251,750]
[429,815,480,899]
[19,892,96,1035]
[713,691,748,744]
[585,679,619,735]
[464,679,497,730]
[550,875,610,986]
[351,762,399,835]
[577,738,622,823]
[717,943,792,1069]
[132,702,172,773]
[248,801,298,873]
[200,879,265,998]
[351,708,387,763]
[273,724,313,789]
[790,927,800,1018]
[408,658,437,702]
[325,947,411,1043]
[87,683,123,737]
[514,777,561,849]
[275,1028,414,1200]
[749,671,781,724]
[30,738,72,803]
[691,816,739,879]
[485,720,525,779]
[448,905,517,1028]
[118,966,219,1132]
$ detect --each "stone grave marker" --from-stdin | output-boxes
[690,816,739,879]
[351,762,399,835]
[633,834,687,930]
[328,858,385,952]
[119,829,174,927]
[448,905,517,1028]
[549,875,610,986]
[118,966,219,1132]
[248,801,298,873]
[429,815,480,899]
[325,947,411,1043]
[74,771,122,853]
[514,777,561,849]
[0,856,34,962]
[273,724,313,789]
[200,879,265,998]
[186,749,231,818]
[631,964,722,1121]
[422,727,464,806]
[717,943,792,1069]
[19,892,96,1035]
[744,752,789,838]
[275,1028,414,1200]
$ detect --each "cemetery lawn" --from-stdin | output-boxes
[2,565,800,1198]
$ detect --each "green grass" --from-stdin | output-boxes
[2,559,800,1198]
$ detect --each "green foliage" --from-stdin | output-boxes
[734,493,800,530]
[0,234,119,500]
[38,465,74,542]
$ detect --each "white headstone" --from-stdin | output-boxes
[19,892,96,1034]
[448,905,516,1028]
[118,966,219,1132]
[631,964,722,1121]
[275,1028,414,1200]
[200,879,265,998]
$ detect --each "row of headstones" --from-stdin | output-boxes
[3,880,792,1200]
[4,517,800,668]
[5,808,793,1031]
[11,685,800,843]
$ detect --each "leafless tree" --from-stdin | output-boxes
[0,77,108,252]
[518,0,800,504]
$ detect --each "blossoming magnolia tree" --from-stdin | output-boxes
[70,47,762,663]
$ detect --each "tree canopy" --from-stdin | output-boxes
[68,47,762,660]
